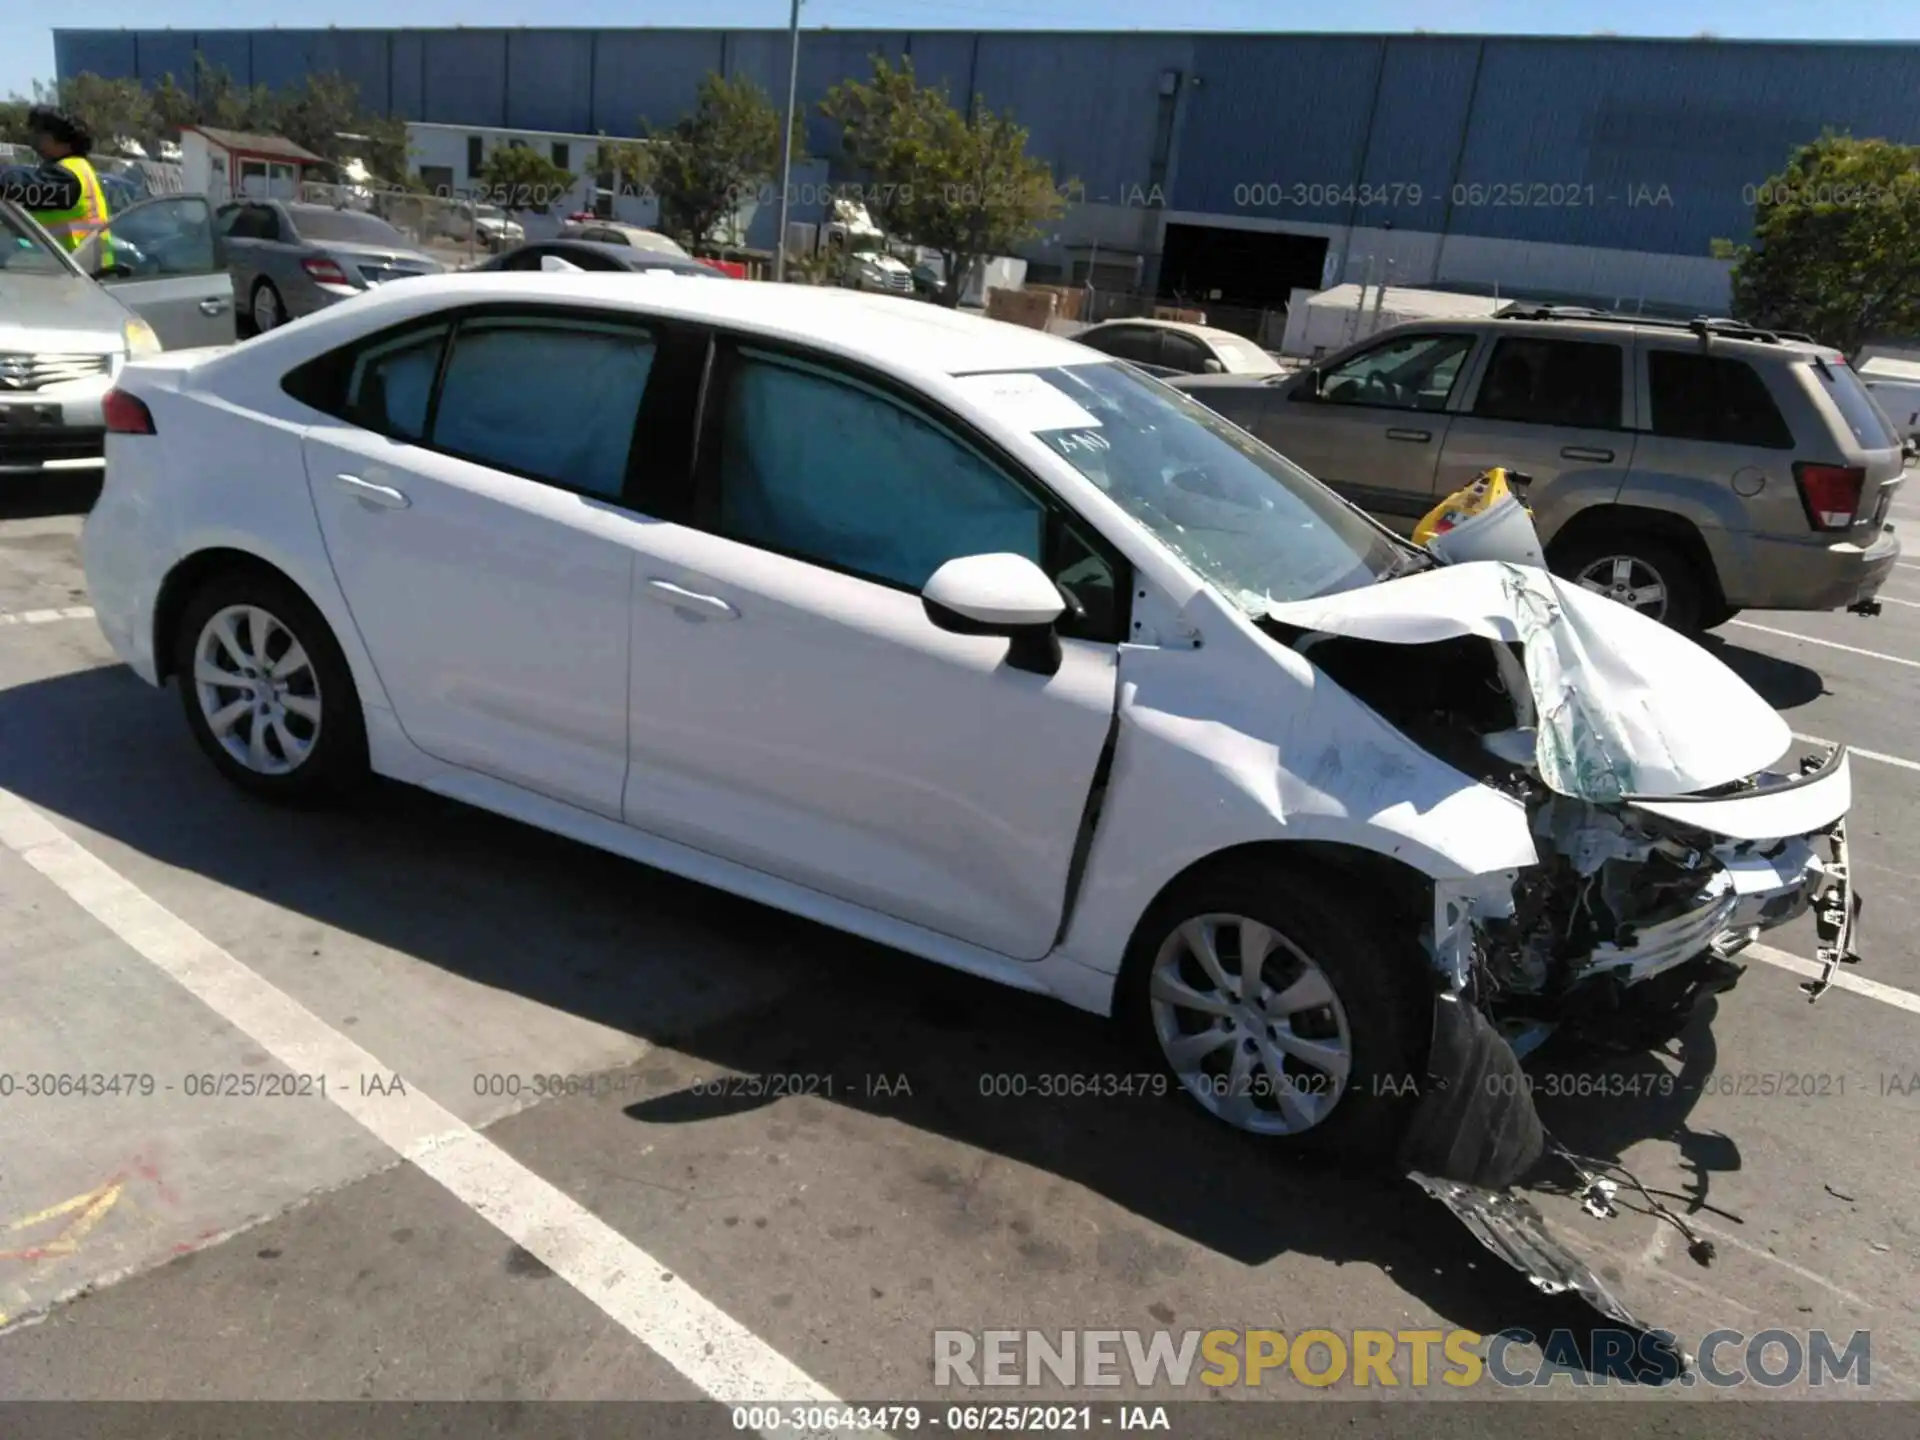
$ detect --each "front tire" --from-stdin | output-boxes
[172,568,368,805]
[1117,861,1429,1162]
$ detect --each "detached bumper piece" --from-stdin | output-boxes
[1801,809,1863,1001]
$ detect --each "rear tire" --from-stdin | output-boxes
[1116,859,1430,1164]
[1551,533,1706,635]
[250,279,286,333]
[172,568,368,806]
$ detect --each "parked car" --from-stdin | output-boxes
[1168,307,1903,633]
[556,220,690,257]
[215,199,444,334]
[83,275,1860,1277]
[466,239,728,278]
[435,200,524,252]
[1074,318,1286,377]
[0,194,233,481]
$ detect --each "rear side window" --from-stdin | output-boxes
[431,317,657,497]
[1818,359,1900,450]
[1471,338,1623,428]
[343,326,448,441]
[1646,351,1794,449]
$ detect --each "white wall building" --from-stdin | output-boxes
[404,121,660,231]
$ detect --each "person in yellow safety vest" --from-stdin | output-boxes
[0,106,114,268]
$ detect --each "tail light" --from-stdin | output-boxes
[1794,462,1865,530]
[302,257,352,285]
[102,388,155,435]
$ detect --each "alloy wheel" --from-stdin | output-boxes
[192,604,322,776]
[1148,912,1354,1136]
[1576,554,1668,620]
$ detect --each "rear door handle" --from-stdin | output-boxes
[1561,445,1615,463]
[1385,428,1432,443]
[198,296,230,315]
[333,473,410,509]
[644,578,739,620]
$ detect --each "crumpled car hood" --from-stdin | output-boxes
[1264,560,1792,802]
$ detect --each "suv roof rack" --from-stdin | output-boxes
[1495,303,1820,346]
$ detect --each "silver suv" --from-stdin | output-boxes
[1169,307,1904,632]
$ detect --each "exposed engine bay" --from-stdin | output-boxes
[1259,618,1858,1159]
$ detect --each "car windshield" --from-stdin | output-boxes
[293,207,409,247]
[985,362,1407,609]
[0,199,71,274]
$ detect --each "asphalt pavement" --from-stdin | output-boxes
[1,472,1917,1435]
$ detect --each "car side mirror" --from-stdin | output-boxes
[921,553,1066,678]
[1201,357,1225,374]
[1291,369,1322,401]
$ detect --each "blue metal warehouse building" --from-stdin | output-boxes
[54,27,1920,313]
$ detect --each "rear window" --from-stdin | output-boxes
[292,207,409,247]
[1472,337,1623,429]
[1818,358,1900,450]
[1647,351,1794,449]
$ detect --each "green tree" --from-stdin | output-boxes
[18,74,158,153]
[820,57,1072,306]
[274,71,412,181]
[643,72,803,251]
[1713,133,1920,353]
[475,143,577,214]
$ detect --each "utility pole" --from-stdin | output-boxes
[773,0,803,282]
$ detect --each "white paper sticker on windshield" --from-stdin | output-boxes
[951,372,1102,432]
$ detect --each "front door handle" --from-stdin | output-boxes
[198,296,230,316]
[644,578,739,620]
[333,473,411,509]
[1561,445,1615,463]
[1385,427,1432,443]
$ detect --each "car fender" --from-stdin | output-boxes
[1054,609,1538,979]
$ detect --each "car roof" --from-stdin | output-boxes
[503,239,717,273]
[294,271,1095,375]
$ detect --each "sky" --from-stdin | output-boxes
[5,2,1917,106]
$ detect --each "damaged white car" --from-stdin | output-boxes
[84,280,1862,1317]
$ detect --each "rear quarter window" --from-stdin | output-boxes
[1817,359,1900,450]
[1646,350,1794,449]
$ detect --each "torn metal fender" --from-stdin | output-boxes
[1264,561,1793,803]
[1053,599,1539,976]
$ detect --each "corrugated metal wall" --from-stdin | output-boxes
[51,28,1920,256]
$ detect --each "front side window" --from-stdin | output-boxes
[430,317,657,497]
[1312,333,1475,412]
[1084,327,1160,365]
[1001,361,1406,610]
[714,352,1048,593]
[89,196,219,279]
[1161,333,1212,372]
[1472,337,1623,429]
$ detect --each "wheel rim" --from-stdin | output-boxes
[1148,913,1354,1136]
[255,286,280,330]
[192,604,322,776]
[1576,554,1668,619]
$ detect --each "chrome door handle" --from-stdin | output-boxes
[1385,428,1432,443]
[198,297,230,315]
[1561,445,1615,463]
[644,578,738,620]
[333,473,411,509]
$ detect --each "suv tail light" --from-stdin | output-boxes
[102,388,155,434]
[302,257,351,285]
[1794,462,1866,530]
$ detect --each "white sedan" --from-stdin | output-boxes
[82,274,1860,1189]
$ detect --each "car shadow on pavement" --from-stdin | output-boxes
[1694,633,1827,711]
[0,661,1719,1383]
[0,477,102,523]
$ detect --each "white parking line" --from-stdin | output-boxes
[0,785,855,1435]
[1730,620,1920,669]
[1794,731,1920,775]
[0,606,95,627]
[1747,942,1920,1016]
